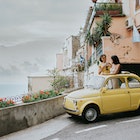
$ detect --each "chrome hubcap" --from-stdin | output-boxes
[85,108,97,121]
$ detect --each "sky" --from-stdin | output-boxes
[0,0,94,84]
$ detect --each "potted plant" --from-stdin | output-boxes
[0,98,15,108]
[108,3,122,15]
[95,3,122,16]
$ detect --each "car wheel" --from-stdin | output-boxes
[82,107,98,122]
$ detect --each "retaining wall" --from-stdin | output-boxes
[0,95,65,136]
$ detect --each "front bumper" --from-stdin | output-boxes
[63,97,82,115]
[63,106,81,116]
[63,106,78,113]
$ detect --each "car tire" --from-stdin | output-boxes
[82,107,98,123]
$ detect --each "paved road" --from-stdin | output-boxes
[1,111,140,140]
[0,114,72,140]
[42,111,140,140]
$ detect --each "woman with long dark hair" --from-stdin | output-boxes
[109,55,121,89]
[110,55,121,74]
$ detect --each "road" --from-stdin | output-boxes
[1,111,140,140]
[43,110,140,140]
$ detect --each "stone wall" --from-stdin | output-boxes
[0,95,65,136]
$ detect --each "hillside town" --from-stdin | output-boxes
[1,0,140,139]
[55,0,140,90]
[27,0,140,94]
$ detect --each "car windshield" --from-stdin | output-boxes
[86,76,105,89]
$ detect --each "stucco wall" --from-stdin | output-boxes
[0,95,65,136]
[101,17,140,64]
[28,76,53,93]
[102,36,140,63]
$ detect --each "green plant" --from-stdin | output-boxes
[85,31,94,46]
[109,3,122,11]
[95,3,108,11]
[86,13,112,47]
[100,13,112,36]
[22,90,61,103]
[47,68,70,92]
[0,98,15,108]
[95,3,122,13]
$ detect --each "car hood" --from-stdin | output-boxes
[67,88,100,99]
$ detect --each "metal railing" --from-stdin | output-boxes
[2,93,28,104]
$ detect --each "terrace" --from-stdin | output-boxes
[94,2,124,17]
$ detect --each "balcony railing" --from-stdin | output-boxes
[95,2,124,16]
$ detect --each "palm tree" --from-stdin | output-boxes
[100,13,112,36]
[84,13,112,69]
[89,13,112,47]
[84,13,112,67]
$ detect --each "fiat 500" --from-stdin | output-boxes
[63,72,140,122]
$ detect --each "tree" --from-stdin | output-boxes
[47,68,69,92]
[100,13,112,36]
[85,13,112,47]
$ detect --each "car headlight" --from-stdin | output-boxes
[73,100,77,106]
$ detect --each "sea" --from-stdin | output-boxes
[0,84,28,98]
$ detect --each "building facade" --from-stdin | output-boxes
[86,0,140,77]
[56,0,140,88]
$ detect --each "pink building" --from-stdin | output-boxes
[85,0,140,76]
[56,0,140,88]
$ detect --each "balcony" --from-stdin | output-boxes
[95,2,124,17]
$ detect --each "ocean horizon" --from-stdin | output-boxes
[0,83,28,98]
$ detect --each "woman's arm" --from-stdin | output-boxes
[98,66,103,75]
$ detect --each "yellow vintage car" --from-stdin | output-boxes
[63,72,140,122]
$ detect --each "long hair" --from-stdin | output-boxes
[111,55,120,64]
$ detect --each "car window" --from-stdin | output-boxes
[105,77,125,90]
[127,77,140,88]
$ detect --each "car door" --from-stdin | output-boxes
[101,77,131,114]
[127,76,140,109]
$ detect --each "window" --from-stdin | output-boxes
[127,77,140,88]
[105,78,124,89]
[136,0,140,10]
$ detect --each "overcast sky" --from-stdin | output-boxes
[0,0,93,84]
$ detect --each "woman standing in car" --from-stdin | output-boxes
[110,55,121,74]
[109,55,121,89]
[98,54,111,75]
